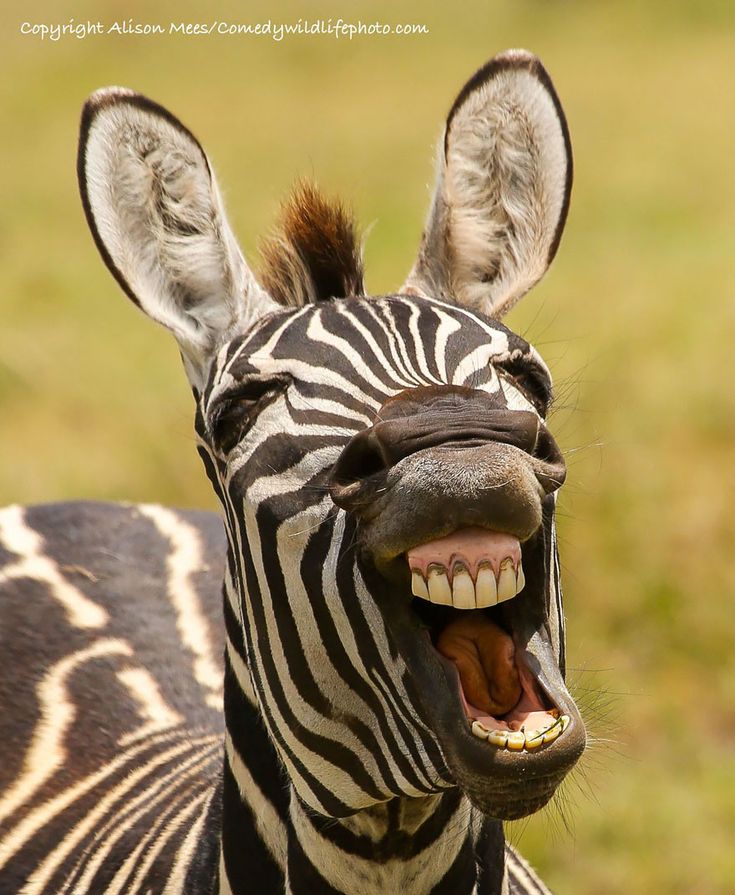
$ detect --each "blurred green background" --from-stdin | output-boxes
[2,1,734,891]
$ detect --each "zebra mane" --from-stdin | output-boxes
[259,181,365,307]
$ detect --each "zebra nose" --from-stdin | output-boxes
[330,405,565,512]
[330,428,394,506]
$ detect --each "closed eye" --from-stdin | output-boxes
[495,358,552,417]
[208,375,290,454]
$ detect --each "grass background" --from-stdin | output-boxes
[2,1,734,891]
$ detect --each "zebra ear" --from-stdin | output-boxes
[78,88,277,390]
[402,50,572,318]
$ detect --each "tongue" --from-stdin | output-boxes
[436,611,557,732]
[436,611,521,716]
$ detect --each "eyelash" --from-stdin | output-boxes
[209,377,290,454]
[496,367,550,416]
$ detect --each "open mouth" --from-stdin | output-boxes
[407,527,570,754]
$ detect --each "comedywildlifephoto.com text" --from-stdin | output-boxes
[19,17,430,42]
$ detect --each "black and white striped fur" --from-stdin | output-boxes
[0,502,551,893]
[1,51,580,893]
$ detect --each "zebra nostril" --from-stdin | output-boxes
[330,429,391,504]
[532,426,567,494]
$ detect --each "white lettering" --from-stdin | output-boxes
[19,17,429,43]
[108,20,164,36]
[170,22,211,35]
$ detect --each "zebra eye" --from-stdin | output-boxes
[209,375,290,454]
[496,358,552,417]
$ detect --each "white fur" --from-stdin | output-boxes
[81,88,277,389]
[404,50,571,318]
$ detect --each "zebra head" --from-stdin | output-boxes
[78,51,585,822]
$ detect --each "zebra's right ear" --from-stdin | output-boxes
[78,88,278,391]
[402,50,572,319]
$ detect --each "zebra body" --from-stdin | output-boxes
[0,502,549,893]
[1,50,585,893]
[0,503,223,892]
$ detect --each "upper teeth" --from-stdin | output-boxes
[411,559,525,609]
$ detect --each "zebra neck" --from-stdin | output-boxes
[285,790,505,894]
[220,664,507,892]
[219,631,289,893]
[218,580,509,894]
[221,751,506,894]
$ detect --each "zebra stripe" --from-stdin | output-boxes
[138,504,223,709]
[505,845,552,895]
[0,503,225,892]
[0,505,108,629]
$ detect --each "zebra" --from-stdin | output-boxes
[0,49,586,894]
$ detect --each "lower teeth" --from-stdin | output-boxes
[471,715,570,751]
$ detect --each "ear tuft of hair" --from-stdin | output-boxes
[259,181,365,307]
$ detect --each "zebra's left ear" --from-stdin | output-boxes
[402,50,572,318]
[78,88,278,391]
